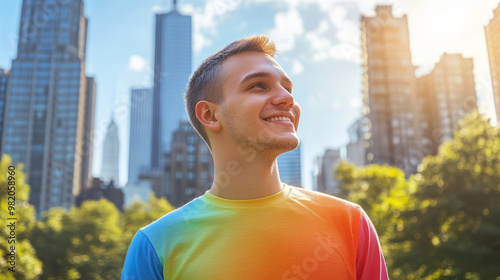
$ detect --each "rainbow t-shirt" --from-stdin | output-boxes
[121,183,388,279]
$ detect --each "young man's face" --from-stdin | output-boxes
[216,51,301,156]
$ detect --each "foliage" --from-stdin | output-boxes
[30,200,124,280]
[121,193,175,244]
[335,111,500,280]
[29,192,174,279]
[335,161,412,238]
[389,112,500,279]
[0,154,42,280]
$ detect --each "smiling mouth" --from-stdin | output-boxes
[264,116,292,122]
[262,117,294,127]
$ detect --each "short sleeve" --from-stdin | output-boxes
[121,230,164,280]
[356,209,389,280]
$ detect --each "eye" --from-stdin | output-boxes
[249,82,266,90]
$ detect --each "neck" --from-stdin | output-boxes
[208,147,284,200]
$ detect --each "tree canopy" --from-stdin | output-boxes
[0,155,42,280]
[335,111,500,279]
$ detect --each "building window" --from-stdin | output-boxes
[188,135,197,144]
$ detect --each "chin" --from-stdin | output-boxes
[272,136,300,153]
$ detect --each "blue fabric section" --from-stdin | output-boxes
[121,230,163,280]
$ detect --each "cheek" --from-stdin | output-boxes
[293,104,301,126]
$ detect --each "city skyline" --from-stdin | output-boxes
[1,0,95,216]
[1,0,498,190]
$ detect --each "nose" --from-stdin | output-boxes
[271,84,295,108]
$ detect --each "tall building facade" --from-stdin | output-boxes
[346,117,366,167]
[315,149,342,196]
[81,76,95,189]
[418,53,477,153]
[164,120,213,207]
[152,2,192,169]
[0,69,8,155]
[1,0,95,215]
[277,144,302,187]
[128,87,153,185]
[101,119,119,185]
[361,6,424,175]
[485,3,500,123]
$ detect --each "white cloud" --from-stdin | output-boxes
[332,101,341,109]
[302,4,362,63]
[328,5,359,47]
[179,3,194,14]
[349,97,362,108]
[151,5,163,13]
[269,8,304,52]
[194,32,212,54]
[181,0,243,54]
[330,43,362,63]
[128,55,146,71]
[291,60,304,75]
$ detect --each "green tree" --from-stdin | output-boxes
[30,192,175,279]
[0,154,42,280]
[31,199,124,280]
[390,112,500,279]
[335,161,412,239]
[121,193,175,245]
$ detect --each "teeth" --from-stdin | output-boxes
[265,116,291,122]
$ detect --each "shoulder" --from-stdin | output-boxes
[140,196,205,245]
[286,185,363,222]
[288,185,362,211]
[122,230,163,279]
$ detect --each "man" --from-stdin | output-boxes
[122,35,389,280]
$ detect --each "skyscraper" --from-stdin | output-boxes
[165,120,213,207]
[101,119,119,185]
[346,117,366,167]
[485,3,500,123]
[1,0,95,215]
[277,144,302,187]
[128,87,153,185]
[81,77,96,190]
[152,1,192,169]
[0,69,8,155]
[418,53,477,152]
[315,148,342,196]
[360,6,424,175]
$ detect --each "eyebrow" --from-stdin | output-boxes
[239,71,293,88]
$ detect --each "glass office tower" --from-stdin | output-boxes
[151,3,192,169]
[1,0,95,215]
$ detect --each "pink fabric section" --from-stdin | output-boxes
[356,210,389,280]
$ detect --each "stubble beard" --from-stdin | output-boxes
[224,111,299,162]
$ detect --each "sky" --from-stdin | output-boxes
[0,0,498,190]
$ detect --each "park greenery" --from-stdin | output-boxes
[0,155,174,280]
[0,111,498,279]
[336,111,500,279]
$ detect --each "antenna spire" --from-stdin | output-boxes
[173,0,177,10]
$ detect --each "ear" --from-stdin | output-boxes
[195,100,221,132]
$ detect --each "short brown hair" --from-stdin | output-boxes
[184,35,276,149]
